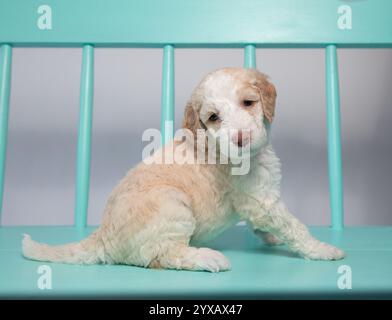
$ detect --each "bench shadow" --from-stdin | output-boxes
[209,242,301,259]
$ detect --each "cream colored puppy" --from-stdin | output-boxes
[22,68,345,272]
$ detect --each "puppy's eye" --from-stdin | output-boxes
[208,113,220,122]
[243,100,255,107]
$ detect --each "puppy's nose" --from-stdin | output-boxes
[232,131,250,147]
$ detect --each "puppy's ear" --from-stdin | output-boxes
[182,101,200,134]
[255,77,277,123]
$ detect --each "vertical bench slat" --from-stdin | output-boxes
[244,45,272,132]
[75,45,94,228]
[244,45,256,69]
[0,44,12,224]
[325,45,344,230]
[161,45,175,144]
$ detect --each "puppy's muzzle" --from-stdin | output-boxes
[232,130,250,147]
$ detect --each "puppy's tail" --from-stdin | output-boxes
[22,230,105,265]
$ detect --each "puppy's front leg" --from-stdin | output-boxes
[254,230,284,246]
[245,201,345,260]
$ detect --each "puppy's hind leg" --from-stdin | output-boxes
[143,191,231,272]
[151,245,231,273]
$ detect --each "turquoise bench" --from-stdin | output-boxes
[0,0,391,298]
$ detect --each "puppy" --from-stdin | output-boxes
[22,68,345,272]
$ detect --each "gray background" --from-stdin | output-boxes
[2,48,391,226]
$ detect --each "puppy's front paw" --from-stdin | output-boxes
[193,248,231,272]
[302,241,346,261]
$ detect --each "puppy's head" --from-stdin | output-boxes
[183,68,277,156]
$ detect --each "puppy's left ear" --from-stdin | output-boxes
[255,77,277,123]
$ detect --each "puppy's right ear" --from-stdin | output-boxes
[182,101,200,135]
